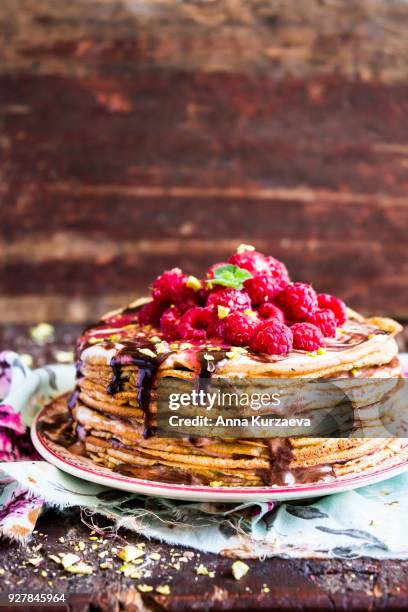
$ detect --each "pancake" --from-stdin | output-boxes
[41,295,408,487]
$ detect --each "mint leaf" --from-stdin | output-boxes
[206,264,252,290]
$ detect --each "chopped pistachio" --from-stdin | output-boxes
[20,354,33,368]
[29,322,54,345]
[209,481,223,487]
[186,275,202,291]
[88,337,102,345]
[66,562,93,575]
[77,541,86,551]
[232,560,249,580]
[100,561,113,570]
[138,584,153,592]
[150,336,161,343]
[156,341,170,354]
[61,553,81,569]
[48,554,62,565]
[98,550,109,559]
[119,563,142,578]
[237,244,255,253]
[307,351,317,357]
[138,348,156,359]
[317,347,326,355]
[243,309,257,317]
[180,342,192,350]
[132,558,144,565]
[27,557,43,567]
[40,570,47,578]
[117,545,145,563]
[226,351,239,360]
[156,585,171,595]
[350,368,359,377]
[149,552,161,561]
[196,564,210,576]
[229,346,246,354]
[217,305,230,319]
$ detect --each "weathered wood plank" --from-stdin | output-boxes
[3,196,408,243]
[1,0,408,80]
[2,74,408,195]
[1,239,407,321]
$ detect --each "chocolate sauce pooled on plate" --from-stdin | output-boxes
[37,402,86,455]
[259,439,294,486]
[257,439,334,486]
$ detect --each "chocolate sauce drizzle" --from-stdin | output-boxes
[197,349,228,390]
[325,327,387,352]
[67,359,83,410]
[107,340,170,438]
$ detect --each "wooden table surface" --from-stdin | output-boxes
[1,323,408,611]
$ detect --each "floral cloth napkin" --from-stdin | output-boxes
[1,351,408,559]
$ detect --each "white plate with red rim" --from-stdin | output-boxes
[31,406,408,503]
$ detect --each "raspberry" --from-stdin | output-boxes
[207,262,229,279]
[176,299,200,314]
[276,282,318,322]
[291,322,324,351]
[251,320,293,355]
[178,307,217,341]
[208,317,226,340]
[258,302,285,324]
[228,250,269,276]
[317,293,347,326]
[307,308,336,338]
[224,312,260,346]
[152,268,196,304]
[138,300,165,326]
[266,256,290,291]
[206,288,251,312]
[244,273,281,305]
[160,307,181,340]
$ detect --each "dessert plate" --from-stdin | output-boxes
[31,406,408,503]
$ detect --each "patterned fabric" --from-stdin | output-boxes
[1,351,408,558]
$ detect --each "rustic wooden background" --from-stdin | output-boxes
[1,0,408,324]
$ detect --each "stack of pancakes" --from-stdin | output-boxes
[46,301,408,487]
